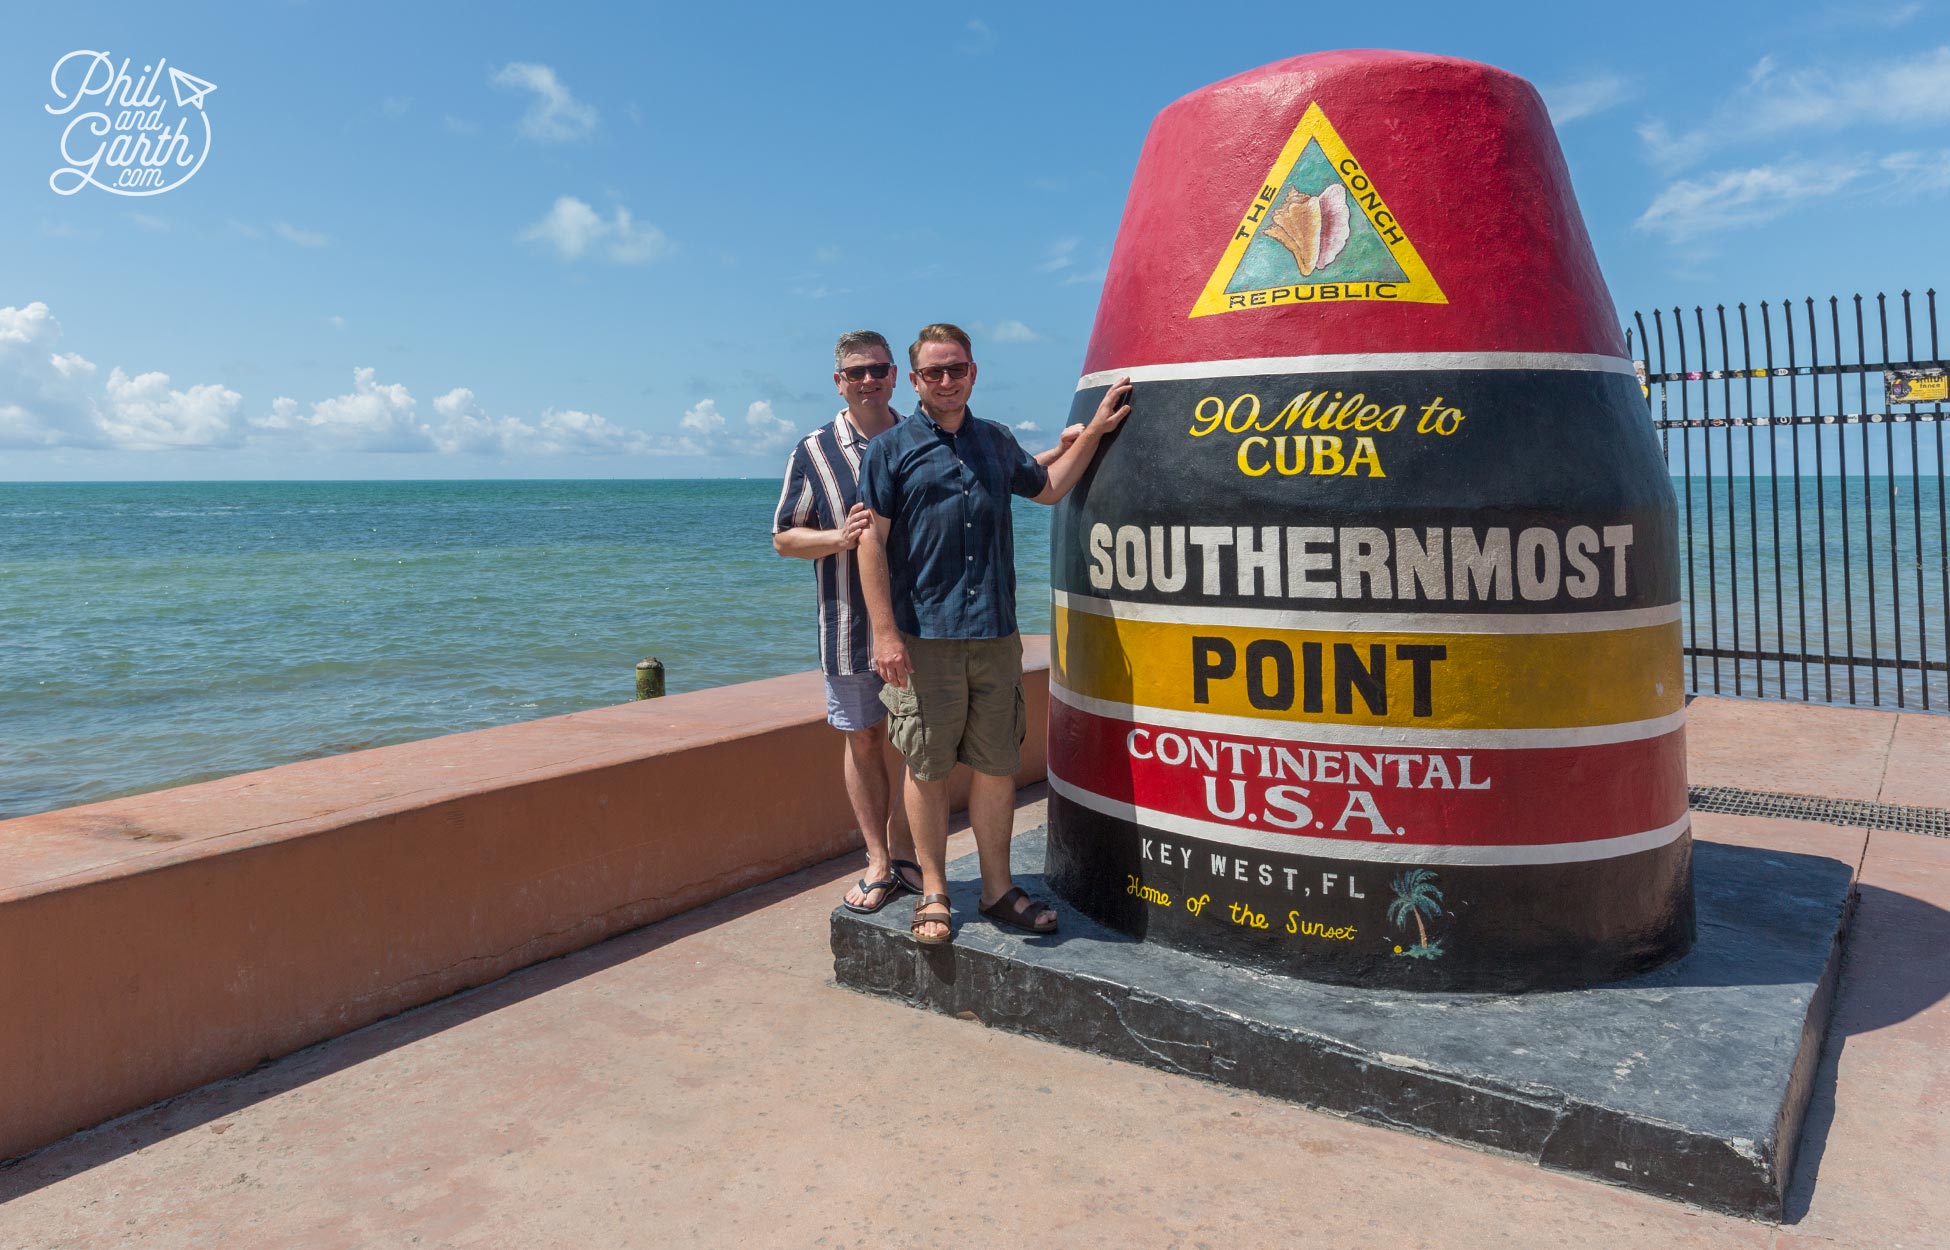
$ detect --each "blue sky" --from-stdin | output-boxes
[1,0,1945,481]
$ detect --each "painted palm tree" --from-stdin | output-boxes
[1388,868,1445,959]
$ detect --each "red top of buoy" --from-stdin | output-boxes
[1081,50,1624,374]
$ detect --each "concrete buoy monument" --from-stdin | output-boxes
[838,55,1847,1215]
[1046,49,1692,991]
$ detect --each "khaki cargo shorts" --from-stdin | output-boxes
[879,633,1026,782]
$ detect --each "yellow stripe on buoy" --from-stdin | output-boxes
[1053,603,1682,730]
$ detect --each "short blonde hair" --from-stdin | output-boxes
[908,323,973,368]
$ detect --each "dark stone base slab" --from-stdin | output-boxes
[831,828,1853,1220]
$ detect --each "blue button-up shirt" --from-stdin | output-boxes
[860,406,1050,639]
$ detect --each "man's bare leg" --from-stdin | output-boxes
[905,772,953,941]
[840,723,906,909]
[970,769,1054,926]
[882,742,917,890]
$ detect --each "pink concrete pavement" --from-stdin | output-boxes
[1,699,1946,1248]
[1684,695,1950,810]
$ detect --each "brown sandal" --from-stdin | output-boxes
[980,885,1058,934]
[911,893,953,945]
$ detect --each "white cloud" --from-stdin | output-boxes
[520,196,670,265]
[0,303,93,446]
[328,315,346,330]
[990,319,1040,343]
[960,19,996,54]
[678,398,726,442]
[274,222,329,248]
[603,207,668,263]
[741,400,797,453]
[530,407,658,455]
[1542,72,1633,125]
[1,302,799,461]
[442,114,480,135]
[1878,147,1950,193]
[1038,237,1078,273]
[1014,420,1041,433]
[0,303,53,347]
[254,367,426,451]
[491,62,598,143]
[0,302,240,449]
[672,398,799,455]
[49,351,95,379]
[1635,157,1870,241]
[1636,137,1950,242]
[1640,45,1950,168]
[127,212,169,232]
[100,368,243,450]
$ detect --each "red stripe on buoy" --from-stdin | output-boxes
[1049,699,1686,849]
[1081,50,1623,374]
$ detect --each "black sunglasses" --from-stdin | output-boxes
[916,362,972,383]
[838,363,896,381]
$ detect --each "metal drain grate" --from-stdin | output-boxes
[1688,786,1950,837]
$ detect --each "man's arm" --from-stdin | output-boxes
[1033,379,1133,505]
[1032,424,1085,468]
[857,514,911,687]
[772,501,871,559]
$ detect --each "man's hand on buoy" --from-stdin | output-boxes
[1088,378,1133,438]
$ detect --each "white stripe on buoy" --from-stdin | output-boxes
[1053,589,1682,635]
[1075,351,1637,390]
[1047,680,1688,749]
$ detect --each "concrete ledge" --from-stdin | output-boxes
[833,821,1858,1219]
[0,638,1050,1162]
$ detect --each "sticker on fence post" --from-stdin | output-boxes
[1886,368,1947,404]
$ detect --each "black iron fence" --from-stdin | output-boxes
[1626,291,1949,713]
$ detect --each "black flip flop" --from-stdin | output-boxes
[891,858,925,895]
[842,873,903,915]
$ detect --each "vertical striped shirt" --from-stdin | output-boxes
[773,410,901,675]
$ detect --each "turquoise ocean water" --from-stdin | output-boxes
[0,480,1054,820]
[3,476,1944,821]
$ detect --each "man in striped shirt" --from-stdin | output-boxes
[774,331,919,914]
[775,329,1078,915]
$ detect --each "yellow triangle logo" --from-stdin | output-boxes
[1189,102,1446,319]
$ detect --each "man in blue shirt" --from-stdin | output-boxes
[776,329,1083,918]
[858,323,1132,944]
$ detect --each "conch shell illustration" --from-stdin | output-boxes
[1264,183,1350,277]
